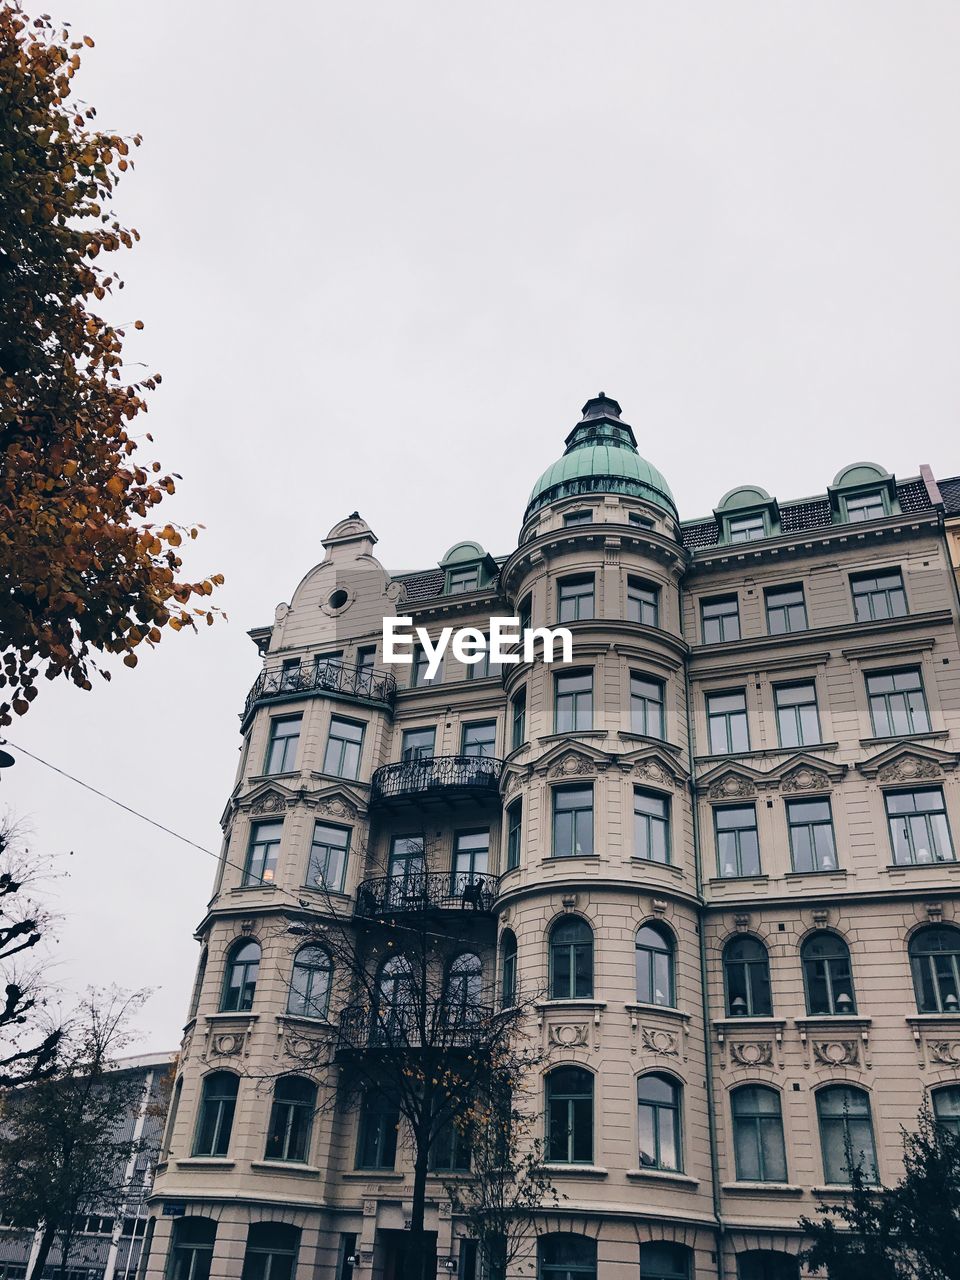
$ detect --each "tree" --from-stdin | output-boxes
[0,988,151,1280]
[799,1103,960,1280]
[0,4,222,727]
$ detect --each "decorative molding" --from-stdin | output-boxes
[548,753,595,779]
[877,755,942,783]
[250,789,288,815]
[651,898,668,917]
[548,1023,590,1048]
[633,761,674,788]
[734,913,751,931]
[561,894,578,911]
[212,1033,242,1057]
[926,902,944,923]
[730,1041,773,1068]
[316,796,359,820]
[812,1040,860,1067]
[640,1026,680,1058]
[780,767,831,793]
[928,1039,960,1067]
[707,773,756,800]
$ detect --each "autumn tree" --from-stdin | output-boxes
[0,4,222,726]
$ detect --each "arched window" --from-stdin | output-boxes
[737,1251,800,1280]
[445,953,483,1025]
[167,1217,216,1280]
[546,1067,593,1164]
[933,1085,960,1135]
[241,1223,300,1280]
[635,924,674,1007]
[909,926,960,1013]
[801,932,856,1015]
[287,946,331,1019]
[500,931,518,1009]
[816,1085,878,1184]
[375,954,415,1041]
[731,1085,787,1182]
[221,940,260,1012]
[192,1071,239,1157]
[549,918,593,1000]
[265,1076,317,1163]
[723,936,772,1017]
[637,1073,681,1171]
[640,1243,691,1280]
[538,1234,596,1280]
[189,949,208,1020]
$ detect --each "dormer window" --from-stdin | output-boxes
[845,491,887,522]
[728,514,766,543]
[714,486,779,546]
[448,566,480,595]
[439,541,498,596]
[829,463,898,525]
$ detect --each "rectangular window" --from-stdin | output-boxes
[774,682,821,748]
[765,584,807,635]
[851,569,908,622]
[357,646,376,670]
[866,668,931,737]
[462,721,496,758]
[356,1094,399,1169]
[885,788,955,865]
[563,510,593,526]
[555,670,593,733]
[631,674,664,738]
[557,575,595,623]
[401,727,435,762]
[265,715,301,775]
[518,594,532,633]
[786,798,838,873]
[553,785,594,857]
[280,656,301,690]
[628,511,654,528]
[323,716,364,779]
[627,577,660,627]
[506,800,522,870]
[306,822,350,892]
[715,806,761,878]
[846,492,887,522]
[449,566,480,594]
[729,514,766,543]
[411,647,443,686]
[634,790,670,864]
[512,688,527,750]
[466,640,500,680]
[452,830,489,892]
[701,596,740,643]
[314,651,343,685]
[244,820,282,886]
[706,691,750,754]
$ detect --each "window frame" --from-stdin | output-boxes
[785,797,838,873]
[355,1092,400,1170]
[909,927,960,1014]
[706,690,750,754]
[305,821,350,893]
[192,1071,239,1158]
[844,490,888,523]
[866,667,931,737]
[633,788,670,864]
[714,804,761,878]
[220,940,260,1013]
[287,945,332,1020]
[765,583,808,635]
[548,917,594,1000]
[264,1076,317,1164]
[701,595,741,644]
[243,820,283,887]
[630,673,665,739]
[773,681,821,749]
[816,1085,878,1185]
[850,569,908,623]
[637,1072,683,1172]
[557,575,595,624]
[801,931,857,1015]
[545,1067,594,1164]
[512,687,527,750]
[884,787,955,866]
[506,799,522,871]
[728,513,767,543]
[627,577,660,627]
[731,1085,787,1183]
[723,936,772,1017]
[635,923,675,1006]
[264,715,301,776]
[555,669,593,733]
[322,715,365,780]
[551,785,594,858]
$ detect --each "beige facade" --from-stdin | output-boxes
[148,397,960,1280]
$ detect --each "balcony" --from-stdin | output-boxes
[355,871,500,920]
[371,754,504,805]
[336,1002,496,1054]
[241,659,396,726]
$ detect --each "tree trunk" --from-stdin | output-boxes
[407,1131,433,1280]
[26,1222,57,1280]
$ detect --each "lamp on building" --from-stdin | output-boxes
[836,992,853,1014]
[345,1254,362,1268]
[731,996,747,1016]
[439,1259,458,1274]
[945,992,959,1012]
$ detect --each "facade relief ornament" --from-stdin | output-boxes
[813,1040,860,1067]
[707,774,756,800]
[640,1027,680,1058]
[730,1041,773,1068]
[634,761,672,788]
[548,1024,590,1049]
[548,754,594,779]
[781,767,830,793]
[317,797,358,820]
[877,756,942,783]
[250,789,287,815]
[213,1033,242,1056]
[929,1040,960,1067]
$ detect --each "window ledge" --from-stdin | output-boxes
[784,869,846,879]
[341,1171,406,1181]
[811,1184,880,1197]
[859,730,949,747]
[881,862,959,873]
[308,770,370,788]
[204,1011,259,1023]
[713,1016,786,1032]
[625,1003,692,1023]
[617,732,682,755]
[229,884,280,895]
[794,1015,871,1029]
[276,1013,335,1030]
[250,1160,321,1177]
[537,999,606,1012]
[694,744,839,764]
[248,771,300,784]
[540,1164,608,1178]
[544,854,601,862]
[707,875,769,887]
[906,1013,960,1024]
[537,731,609,745]
[174,1158,236,1169]
[631,859,684,879]
[721,1181,804,1197]
[626,1169,698,1187]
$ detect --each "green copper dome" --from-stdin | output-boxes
[525,394,677,520]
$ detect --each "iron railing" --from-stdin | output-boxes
[371,754,504,803]
[336,1002,496,1052]
[242,659,397,723]
[355,871,500,919]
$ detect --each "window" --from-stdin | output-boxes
[449,566,480,594]
[452,830,489,895]
[467,640,500,680]
[851,569,908,622]
[189,949,207,1020]
[765,584,807,635]
[306,822,350,892]
[909,927,960,1014]
[729,513,766,543]
[786,798,838,872]
[732,1086,787,1182]
[244,820,282,886]
[563,510,593,527]
[193,1072,238,1156]
[356,1093,399,1169]
[707,691,749,754]
[387,835,426,900]
[375,954,415,1041]
[401,727,435,762]
[640,1243,691,1280]
[634,790,670,864]
[549,917,593,999]
[629,511,654,528]
[715,805,761,878]
[637,1074,682,1171]
[462,721,496,758]
[817,1086,878,1184]
[518,593,532,633]
[552,785,594,857]
[357,646,376,670]
[411,647,443,686]
[555,670,593,732]
[846,491,887,522]
[314,651,343,685]
[628,578,660,627]
[265,716,301,775]
[702,596,740,643]
[430,1113,471,1171]
[221,940,260,1012]
[538,1235,596,1280]
[241,1224,300,1280]
[885,788,954,865]
[933,1086,960,1134]
[167,1218,216,1280]
[774,683,821,748]
[500,931,518,1009]
[265,1076,317,1163]
[546,1067,593,1163]
[635,924,674,1006]
[512,688,527,750]
[866,668,930,736]
[279,657,301,690]
[444,953,483,1026]
[737,1252,799,1280]
[557,576,595,623]
[323,717,364,779]
[506,800,522,871]
[802,932,856,1015]
[287,945,331,1019]
[631,675,664,738]
[723,937,772,1016]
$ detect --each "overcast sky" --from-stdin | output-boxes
[7,1,960,1051]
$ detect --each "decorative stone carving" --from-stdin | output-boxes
[708,774,756,800]
[730,1041,773,1068]
[561,894,578,911]
[213,1033,241,1056]
[812,908,829,927]
[651,899,668,917]
[640,1027,680,1057]
[317,797,358,820]
[734,913,751,931]
[548,754,594,779]
[926,902,944,923]
[548,1023,589,1048]
[503,771,524,796]
[251,790,286,815]
[781,767,830,793]
[285,1034,322,1061]
[878,756,942,783]
[634,762,671,787]
[813,1040,860,1067]
[929,1040,960,1066]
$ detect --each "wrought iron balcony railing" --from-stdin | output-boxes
[371,754,504,803]
[336,1002,496,1053]
[242,659,397,724]
[355,871,500,919]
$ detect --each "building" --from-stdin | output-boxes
[0,1051,174,1280]
[148,395,960,1280]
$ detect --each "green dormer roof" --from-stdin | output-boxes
[525,394,677,520]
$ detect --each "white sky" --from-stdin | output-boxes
[8,1,960,1050]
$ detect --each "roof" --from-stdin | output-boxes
[527,444,677,518]
[940,476,960,516]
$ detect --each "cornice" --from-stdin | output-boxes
[500,526,688,595]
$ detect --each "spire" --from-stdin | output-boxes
[564,391,638,452]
